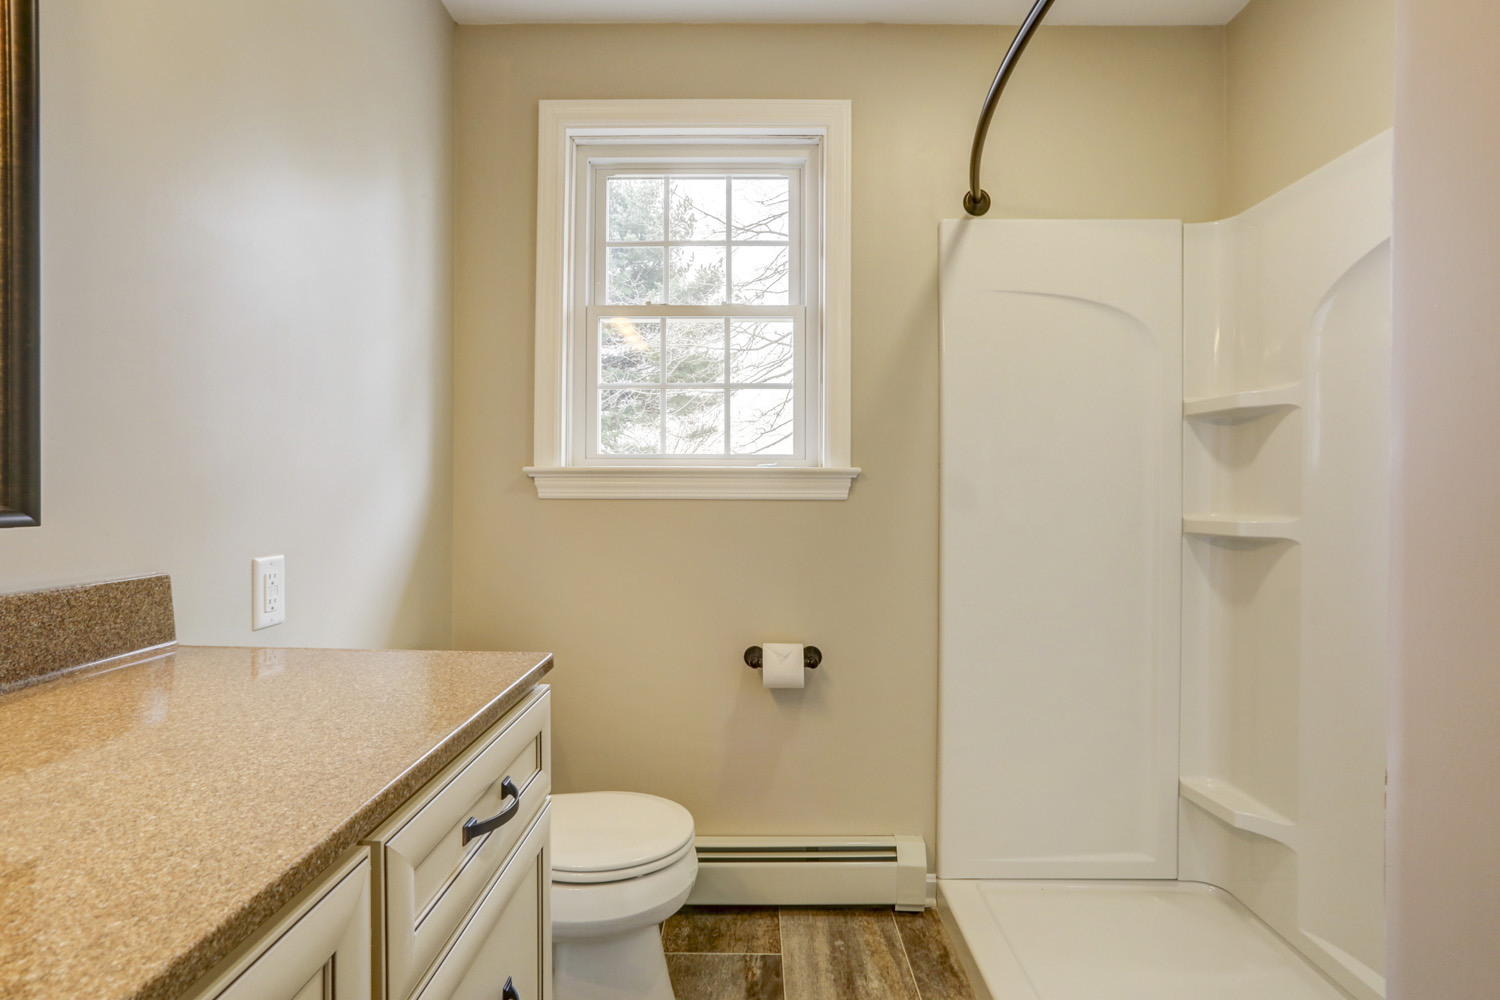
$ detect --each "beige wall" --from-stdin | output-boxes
[0,0,455,648]
[1225,0,1396,214]
[451,24,1226,850]
[1388,0,1500,994]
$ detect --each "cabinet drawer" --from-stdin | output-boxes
[189,852,371,1000]
[378,687,550,1000]
[410,804,550,1000]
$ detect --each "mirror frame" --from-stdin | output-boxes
[0,0,37,528]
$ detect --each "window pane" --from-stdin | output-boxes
[600,318,661,384]
[665,318,726,384]
[666,390,726,454]
[607,176,664,242]
[731,245,790,305]
[731,387,795,455]
[606,246,664,305]
[600,388,661,454]
[668,245,727,305]
[732,177,790,241]
[669,177,727,242]
[730,319,794,383]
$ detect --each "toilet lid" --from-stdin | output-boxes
[551,792,695,880]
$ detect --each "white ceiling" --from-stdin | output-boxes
[441,0,1253,26]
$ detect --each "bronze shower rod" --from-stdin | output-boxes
[964,0,1058,216]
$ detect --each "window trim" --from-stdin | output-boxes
[528,100,857,500]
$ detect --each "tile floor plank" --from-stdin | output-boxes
[666,954,784,1000]
[895,910,978,1000]
[780,908,920,1000]
[663,905,782,954]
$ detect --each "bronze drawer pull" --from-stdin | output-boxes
[462,776,521,846]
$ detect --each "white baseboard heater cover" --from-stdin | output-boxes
[687,835,929,911]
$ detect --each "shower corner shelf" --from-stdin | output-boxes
[1180,776,1299,849]
[1183,385,1302,421]
[1183,516,1300,541]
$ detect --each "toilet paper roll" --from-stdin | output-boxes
[761,643,805,689]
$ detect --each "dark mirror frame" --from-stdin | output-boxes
[0,0,37,528]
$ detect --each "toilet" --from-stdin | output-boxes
[551,791,698,1000]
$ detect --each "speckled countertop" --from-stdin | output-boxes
[0,645,552,1000]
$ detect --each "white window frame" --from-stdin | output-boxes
[527,100,857,500]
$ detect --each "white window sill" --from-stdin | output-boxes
[523,466,861,500]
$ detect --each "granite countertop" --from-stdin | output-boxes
[0,644,553,1000]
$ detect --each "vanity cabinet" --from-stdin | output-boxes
[407,806,550,1000]
[183,685,551,1000]
[373,686,551,1000]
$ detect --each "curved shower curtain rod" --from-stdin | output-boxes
[964,0,1058,216]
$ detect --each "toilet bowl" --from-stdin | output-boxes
[551,792,697,1000]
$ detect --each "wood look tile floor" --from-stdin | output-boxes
[661,906,976,1000]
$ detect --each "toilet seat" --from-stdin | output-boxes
[551,792,695,884]
[553,838,696,884]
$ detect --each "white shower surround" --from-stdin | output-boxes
[938,219,1184,882]
[937,133,1393,999]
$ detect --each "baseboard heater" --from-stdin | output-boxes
[687,836,929,911]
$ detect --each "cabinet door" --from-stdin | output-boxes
[411,804,550,1000]
[195,854,371,1000]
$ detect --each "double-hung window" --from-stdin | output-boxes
[588,158,809,464]
[529,101,856,500]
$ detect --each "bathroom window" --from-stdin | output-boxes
[587,163,808,462]
[529,101,856,500]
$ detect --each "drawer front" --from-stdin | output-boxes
[411,805,550,1000]
[194,854,371,1000]
[383,688,550,1000]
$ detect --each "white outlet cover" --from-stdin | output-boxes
[252,555,286,630]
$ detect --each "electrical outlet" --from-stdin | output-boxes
[252,555,285,630]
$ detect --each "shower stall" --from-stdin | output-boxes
[937,133,1392,1000]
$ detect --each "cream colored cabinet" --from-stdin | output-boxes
[407,805,550,1000]
[187,853,371,1000]
[372,686,550,1000]
[181,684,551,1000]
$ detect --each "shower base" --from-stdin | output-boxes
[937,880,1348,1000]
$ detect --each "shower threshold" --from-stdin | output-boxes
[937,880,1350,1000]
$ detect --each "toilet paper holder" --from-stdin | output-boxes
[744,645,822,670]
